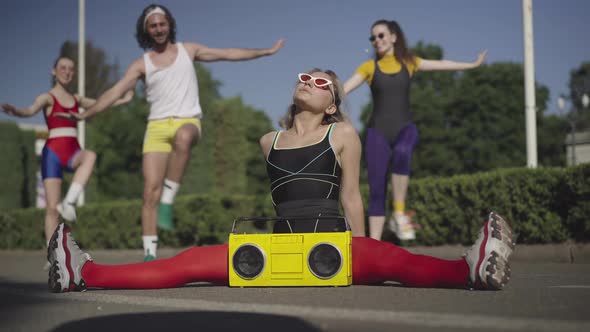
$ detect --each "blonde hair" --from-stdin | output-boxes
[279,68,348,129]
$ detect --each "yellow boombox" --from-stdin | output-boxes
[228,216,352,287]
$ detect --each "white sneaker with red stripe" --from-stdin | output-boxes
[47,223,92,292]
[464,212,515,290]
[57,201,77,222]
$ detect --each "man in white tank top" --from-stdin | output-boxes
[66,4,284,261]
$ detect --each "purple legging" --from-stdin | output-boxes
[365,124,418,216]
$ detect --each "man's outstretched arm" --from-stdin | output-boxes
[187,39,285,62]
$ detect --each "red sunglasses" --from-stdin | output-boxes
[298,73,336,104]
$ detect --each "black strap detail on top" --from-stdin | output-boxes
[368,60,412,143]
[266,123,342,207]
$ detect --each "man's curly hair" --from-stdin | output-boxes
[135,4,176,50]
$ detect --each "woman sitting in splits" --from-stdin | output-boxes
[47,68,514,292]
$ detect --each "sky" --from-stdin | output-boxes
[0,0,588,130]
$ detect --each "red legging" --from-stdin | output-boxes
[82,237,469,289]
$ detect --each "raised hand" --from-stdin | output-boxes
[267,39,286,55]
[474,49,488,67]
[1,103,18,116]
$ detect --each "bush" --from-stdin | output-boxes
[0,164,588,249]
[378,164,589,245]
[0,194,274,249]
[0,122,37,209]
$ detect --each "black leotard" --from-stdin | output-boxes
[368,61,412,143]
[265,123,345,232]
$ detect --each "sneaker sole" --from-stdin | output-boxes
[47,224,73,292]
[48,261,66,293]
[488,212,515,259]
[46,227,59,264]
[475,213,515,290]
[482,251,512,290]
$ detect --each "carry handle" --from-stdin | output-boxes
[231,215,351,233]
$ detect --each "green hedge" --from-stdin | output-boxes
[407,165,588,245]
[0,193,274,250]
[0,164,588,249]
[0,122,37,209]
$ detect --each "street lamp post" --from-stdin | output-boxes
[78,0,86,205]
[558,93,589,166]
[522,0,538,168]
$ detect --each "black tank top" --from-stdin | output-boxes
[368,60,412,142]
[266,123,345,233]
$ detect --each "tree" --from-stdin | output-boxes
[58,41,120,97]
[409,42,460,176]
[85,98,146,201]
[179,64,225,196]
[568,62,590,130]
[415,62,560,173]
[538,114,568,166]
[241,103,274,196]
[177,64,273,196]
[182,96,273,196]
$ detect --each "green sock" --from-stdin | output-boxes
[157,203,174,230]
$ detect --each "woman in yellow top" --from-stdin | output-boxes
[343,19,487,241]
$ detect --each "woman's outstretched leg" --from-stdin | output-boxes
[83,245,228,289]
[352,212,514,290]
[352,237,469,288]
[48,223,228,292]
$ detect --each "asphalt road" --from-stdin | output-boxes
[1,249,589,332]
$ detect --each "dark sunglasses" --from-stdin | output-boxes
[369,33,386,42]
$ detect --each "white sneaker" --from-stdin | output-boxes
[464,212,515,290]
[47,223,92,292]
[57,201,77,222]
[389,213,416,240]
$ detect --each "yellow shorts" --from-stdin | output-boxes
[142,118,201,153]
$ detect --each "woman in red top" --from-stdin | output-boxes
[1,56,132,255]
